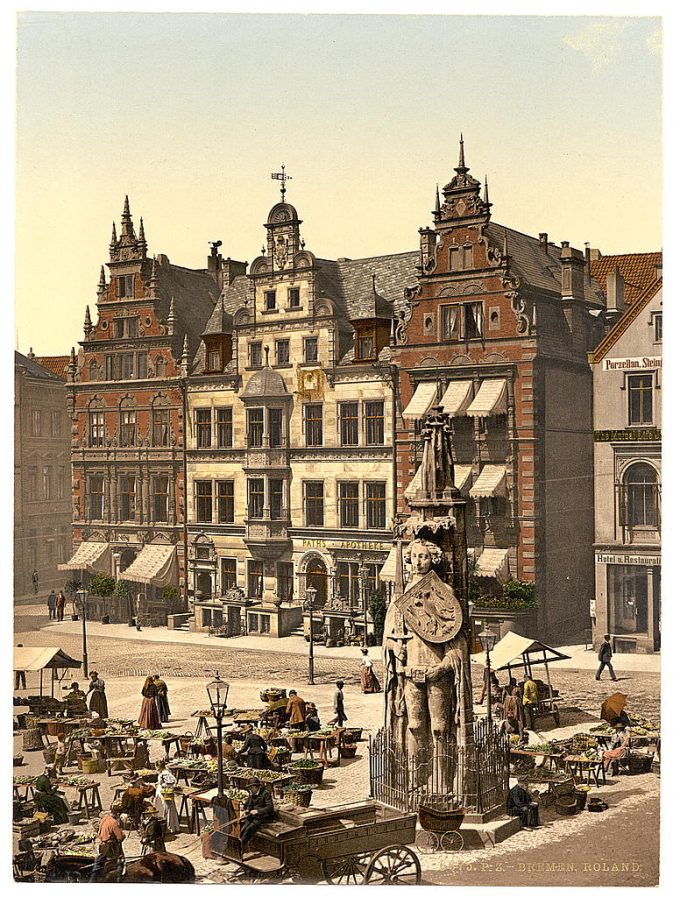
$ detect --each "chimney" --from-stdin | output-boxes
[606,266,625,315]
[584,243,591,283]
[539,233,549,253]
[207,241,223,283]
[559,241,586,300]
[221,258,248,286]
[418,227,437,271]
[655,261,663,280]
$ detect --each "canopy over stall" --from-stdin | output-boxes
[119,544,177,587]
[13,646,82,696]
[471,632,571,727]
[58,540,110,573]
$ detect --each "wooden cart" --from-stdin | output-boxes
[213,799,421,884]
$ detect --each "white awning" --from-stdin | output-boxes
[467,379,507,417]
[402,382,438,421]
[405,462,473,500]
[441,380,474,416]
[120,544,177,587]
[475,548,510,579]
[58,541,110,573]
[470,465,507,498]
[13,647,82,672]
[379,546,398,582]
[471,632,571,670]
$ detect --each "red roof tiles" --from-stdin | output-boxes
[35,355,70,381]
[590,252,662,306]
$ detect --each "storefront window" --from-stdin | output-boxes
[607,565,651,635]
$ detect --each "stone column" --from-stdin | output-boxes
[141,469,150,525]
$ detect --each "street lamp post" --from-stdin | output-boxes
[359,563,370,648]
[478,625,498,728]
[206,671,230,799]
[76,589,89,678]
[305,586,317,685]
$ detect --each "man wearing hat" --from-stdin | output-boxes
[240,779,274,844]
[238,724,269,769]
[89,809,126,881]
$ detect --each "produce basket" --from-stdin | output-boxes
[282,785,313,808]
[555,796,581,816]
[43,745,57,765]
[13,755,25,767]
[81,758,99,775]
[286,761,324,786]
[627,752,654,774]
[339,743,358,759]
[343,728,363,743]
[22,729,43,751]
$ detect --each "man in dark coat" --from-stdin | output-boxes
[595,634,617,681]
[239,779,274,844]
[332,681,347,726]
[238,726,270,769]
[507,783,540,828]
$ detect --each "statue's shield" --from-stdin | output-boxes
[394,569,464,644]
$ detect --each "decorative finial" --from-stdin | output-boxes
[167,296,177,335]
[68,346,78,382]
[264,345,270,366]
[261,245,266,256]
[138,217,146,248]
[110,221,117,246]
[271,163,292,201]
[300,236,306,249]
[180,333,189,375]
[483,176,489,205]
[122,195,131,220]
[149,256,159,296]
[434,184,441,217]
[502,229,509,260]
[456,133,469,174]
[84,305,92,337]
[98,266,106,293]
[27,347,35,359]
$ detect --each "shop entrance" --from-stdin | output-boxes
[305,559,327,607]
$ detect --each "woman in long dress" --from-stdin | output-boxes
[138,675,162,730]
[153,675,171,723]
[359,648,381,693]
[87,671,108,718]
[153,761,180,834]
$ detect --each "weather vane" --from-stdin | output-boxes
[271,163,292,201]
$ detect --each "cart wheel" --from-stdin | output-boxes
[364,845,421,885]
[415,830,439,854]
[441,830,465,853]
[322,854,369,885]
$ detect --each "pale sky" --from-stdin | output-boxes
[15,12,662,355]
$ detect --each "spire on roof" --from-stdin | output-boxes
[98,266,106,297]
[137,217,147,253]
[84,305,92,338]
[483,176,489,206]
[434,184,441,220]
[180,333,189,376]
[167,296,177,335]
[68,347,78,382]
[456,133,469,175]
[110,221,117,247]
[148,256,159,297]
[120,195,135,240]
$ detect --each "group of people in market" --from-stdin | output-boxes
[46,590,67,622]
[480,669,540,737]
[137,674,171,729]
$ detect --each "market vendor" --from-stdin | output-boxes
[89,809,126,882]
[286,690,307,731]
[305,703,321,732]
[239,778,274,844]
[602,725,630,773]
[238,725,270,769]
[33,767,70,824]
[502,686,524,738]
[522,673,539,728]
[506,782,540,828]
[153,760,180,834]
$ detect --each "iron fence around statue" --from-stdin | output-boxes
[369,717,509,815]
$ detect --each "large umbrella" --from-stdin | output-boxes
[601,693,627,722]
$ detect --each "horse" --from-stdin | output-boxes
[44,850,195,883]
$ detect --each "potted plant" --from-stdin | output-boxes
[64,579,81,620]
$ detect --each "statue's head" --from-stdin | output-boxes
[405,538,442,576]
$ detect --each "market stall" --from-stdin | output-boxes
[13,647,82,697]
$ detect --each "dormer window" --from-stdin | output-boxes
[288,287,301,308]
[116,275,134,298]
[358,332,375,360]
[208,350,221,372]
[264,290,276,311]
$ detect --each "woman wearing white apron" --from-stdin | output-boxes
[153,760,180,834]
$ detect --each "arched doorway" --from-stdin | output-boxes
[306,559,327,607]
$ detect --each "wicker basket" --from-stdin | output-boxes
[81,758,99,775]
[555,797,581,816]
[283,787,313,808]
[22,729,43,751]
[287,762,324,786]
[339,744,358,759]
[13,755,24,767]
[43,745,57,765]
[627,752,654,774]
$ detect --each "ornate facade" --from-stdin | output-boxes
[390,140,606,642]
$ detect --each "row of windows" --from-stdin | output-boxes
[89,408,171,447]
[247,335,317,369]
[26,465,66,502]
[192,402,385,449]
[439,302,484,341]
[29,410,63,438]
[86,475,170,522]
[89,355,167,382]
[193,478,388,529]
[263,287,301,311]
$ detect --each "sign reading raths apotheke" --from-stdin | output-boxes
[595,552,661,567]
[602,356,661,371]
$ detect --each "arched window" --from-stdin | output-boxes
[621,463,660,528]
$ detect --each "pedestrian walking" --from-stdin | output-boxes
[32,570,39,595]
[595,634,617,681]
[331,680,348,726]
[56,590,66,622]
[153,760,180,834]
[87,670,109,718]
[15,644,26,690]
[359,648,381,693]
[502,686,524,738]
[138,675,162,729]
[47,590,57,620]
[285,690,307,731]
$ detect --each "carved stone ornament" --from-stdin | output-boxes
[275,236,288,270]
[503,272,530,335]
[394,568,464,644]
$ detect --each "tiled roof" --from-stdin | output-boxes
[34,355,70,381]
[154,257,220,360]
[591,276,662,363]
[590,252,662,306]
[15,351,65,382]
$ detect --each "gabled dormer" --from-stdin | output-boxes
[201,297,234,373]
[350,275,393,363]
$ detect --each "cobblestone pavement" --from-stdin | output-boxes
[14,605,661,885]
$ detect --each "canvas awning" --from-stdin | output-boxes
[13,646,82,672]
[405,463,473,500]
[467,379,507,417]
[402,381,438,421]
[119,544,177,587]
[441,380,474,416]
[471,632,570,671]
[475,548,510,579]
[379,546,398,582]
[470,465,507,498]
[58,540,110,573]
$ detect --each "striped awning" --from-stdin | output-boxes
[120,544,177,587]
[467,379,507,417]
[470,465,507,498]
[58,541,110,573]
[402,382,438,421]
[379,547,398,582]
[475,548,510,579]
[441,380,474,416]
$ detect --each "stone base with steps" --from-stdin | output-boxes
[461,814,522,848]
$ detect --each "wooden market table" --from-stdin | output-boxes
[563,755,607,788]
[510,747,564,773]
[304,729,346,767]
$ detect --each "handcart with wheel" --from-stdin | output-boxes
[415,803,466,854]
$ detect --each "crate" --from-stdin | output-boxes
[13,819,40,838]
[572,733,597,753]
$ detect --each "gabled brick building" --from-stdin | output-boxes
[391,141,606,642]
[62,198,241,620]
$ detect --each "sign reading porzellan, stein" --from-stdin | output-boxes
[602,356,661,371]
